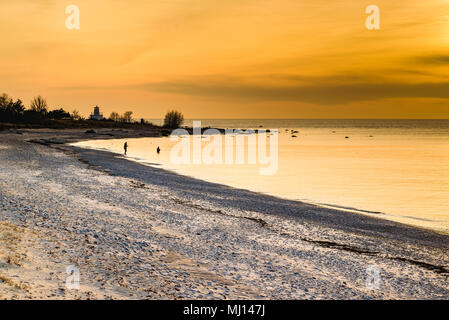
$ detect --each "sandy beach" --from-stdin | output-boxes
[0,128,448,300]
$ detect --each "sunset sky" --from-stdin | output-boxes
[1,0,449,119]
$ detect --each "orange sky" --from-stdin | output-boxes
[1,0,449,119]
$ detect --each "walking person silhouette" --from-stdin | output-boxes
[124,142,128,155]
[157,146,160,154]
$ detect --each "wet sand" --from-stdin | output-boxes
[0,129,448,299]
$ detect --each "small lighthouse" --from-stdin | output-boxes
[90,106,104,120]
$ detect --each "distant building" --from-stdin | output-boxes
[90,106,104,120]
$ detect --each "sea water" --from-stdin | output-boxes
[73,119,449,233]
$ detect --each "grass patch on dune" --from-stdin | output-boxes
[0,222,24,266]
[6,255,22,267]
[0,275,15,287]
[0,274,29,290]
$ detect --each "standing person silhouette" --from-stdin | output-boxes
[157,146,160,154]
[124,142,128,155]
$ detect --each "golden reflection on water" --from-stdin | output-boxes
[74,127,449,233]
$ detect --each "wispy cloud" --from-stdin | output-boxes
[62,71,449,105]
[141,78,449,105]
[414,54,449,65]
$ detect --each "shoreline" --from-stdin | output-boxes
[65,132,449,245]
[0,129,448,299]
[73,141,449,236]
[72,131,449,236]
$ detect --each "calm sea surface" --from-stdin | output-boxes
[74,119,449,233]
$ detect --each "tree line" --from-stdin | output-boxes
[0,93,137,124]
[0,94,72,123]
[1,93,185,128]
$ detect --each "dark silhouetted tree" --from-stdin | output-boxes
[23,110,44,122]
[0,94,25,123]
[0,93,12,108]
[71,110,84,120]
[30,96,48,115]
[163,110,184,128]
[47,108,71,119]
[109,112,120,122]
[121,111,133,123]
